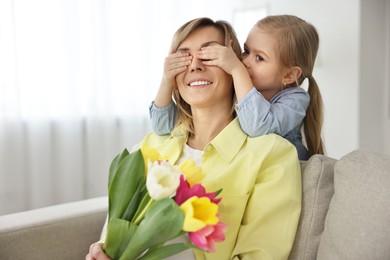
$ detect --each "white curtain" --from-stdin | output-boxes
[0,0,262,215]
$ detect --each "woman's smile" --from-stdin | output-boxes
[188,80,213,87]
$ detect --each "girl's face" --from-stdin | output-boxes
[175,26,233,110]
[242,26,288,100]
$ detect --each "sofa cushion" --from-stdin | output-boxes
[317,149,390,260]
[288,154,336,260]
[0,196,108,260]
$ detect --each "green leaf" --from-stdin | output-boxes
[131,191,151,224]
[214,188,223,197]
[108,149,129,189]
[140,243,197,260]
[103,218,138,260]
[121,180,147,221]
[119,199,184,260]
[109,149,145,220]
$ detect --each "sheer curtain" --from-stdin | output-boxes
[1,0,258,215]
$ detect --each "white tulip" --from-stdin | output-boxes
[146,160,181,200]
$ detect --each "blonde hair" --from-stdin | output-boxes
[171,17,242,134]
[256,15,325,156]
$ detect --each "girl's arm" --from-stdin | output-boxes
[150,51,191,135]
[236,87,310,137]
[197,45,309,138]
[149,101,177,135]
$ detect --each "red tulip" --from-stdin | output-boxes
[175,175,221,205]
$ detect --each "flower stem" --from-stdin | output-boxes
[133,198,154,225]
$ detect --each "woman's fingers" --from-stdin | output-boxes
[86,242,110,260]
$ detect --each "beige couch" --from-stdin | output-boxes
[1,149,389,260]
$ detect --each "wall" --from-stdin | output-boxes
[359,0,390,155]
[246,0,390,158]
[386,0,390,156]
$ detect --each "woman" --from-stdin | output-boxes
[87,17,301,260]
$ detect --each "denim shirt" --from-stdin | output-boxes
[235,87,310,160]
[149,87,310,160]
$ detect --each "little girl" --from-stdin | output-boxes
[149,15,325,160]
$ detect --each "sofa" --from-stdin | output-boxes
[0,149,389,260]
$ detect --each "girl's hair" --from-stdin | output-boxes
[171,17,242,134]
[256,15,325,156]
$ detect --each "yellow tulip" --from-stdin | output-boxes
[179,159,206,187]
[140,145,163,174]
[180,196,219,232]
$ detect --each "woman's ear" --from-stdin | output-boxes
[283,66,302,85]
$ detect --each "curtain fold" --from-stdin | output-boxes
[0,0,243,215]
[0,117,151,214]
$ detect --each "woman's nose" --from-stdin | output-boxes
[189,57,205,72]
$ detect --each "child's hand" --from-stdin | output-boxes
[154,51,192,108]
[161,51,192,88]
[196,43,242,75]
[197,42,253,101]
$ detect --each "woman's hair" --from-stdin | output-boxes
[171,17,242,134]
[256,15,325,156]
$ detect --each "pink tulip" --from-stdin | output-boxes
[175,175,222,205]
[188,222,227,252]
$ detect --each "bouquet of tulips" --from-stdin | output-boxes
[103,145,226,260]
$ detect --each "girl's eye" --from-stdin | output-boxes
[256,55,264,62]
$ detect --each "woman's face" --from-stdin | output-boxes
[175,26,233,109]
[241,26,288,100]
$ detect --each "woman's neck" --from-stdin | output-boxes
[187,108,234,150]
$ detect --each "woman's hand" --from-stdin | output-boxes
[85,242,110,260]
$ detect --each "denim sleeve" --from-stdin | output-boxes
[235,87,310,137]
[149,101,177,135]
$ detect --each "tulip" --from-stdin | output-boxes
[189,221,227,252]
[179,159,205,187]
[175,175,222,206]
[146,160,181,200]
[141,145,165,174]
[180,196,219,232]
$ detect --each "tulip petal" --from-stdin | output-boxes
[180,197,219,232]
[175,176,222,206]
[179,159,205,186]
[187,221,227,252]
[189,232,208,250]
[146,160,181,200]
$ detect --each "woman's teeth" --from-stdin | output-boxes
[189,81,212,86]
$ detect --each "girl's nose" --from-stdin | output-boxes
[241,55,250,68]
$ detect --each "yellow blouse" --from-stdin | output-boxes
[140,118,301,260]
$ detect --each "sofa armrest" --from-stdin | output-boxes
[0,196,107,260]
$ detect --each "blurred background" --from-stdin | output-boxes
[1,0,389,215]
